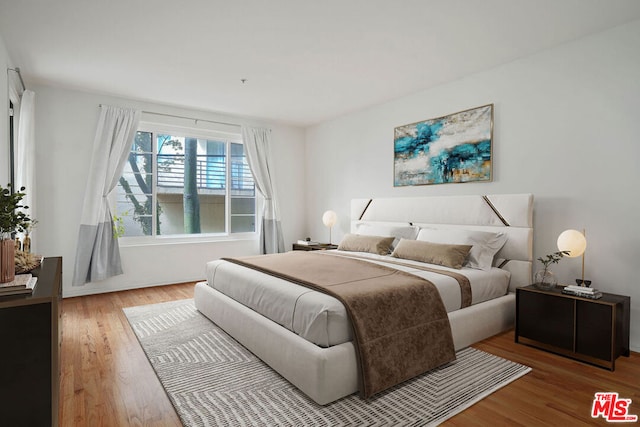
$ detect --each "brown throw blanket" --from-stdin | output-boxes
[323,251,472,309]
[223,251,456,398]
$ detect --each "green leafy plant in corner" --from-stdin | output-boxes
[0,184,31,239]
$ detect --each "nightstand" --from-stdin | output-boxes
[515,284,630,370]
[292,243,338,251]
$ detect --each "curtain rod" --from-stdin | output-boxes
[7,67,26,91]
[142,110,242,128]
[98,104,240,128]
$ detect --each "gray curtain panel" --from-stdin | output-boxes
[72,105,141,285]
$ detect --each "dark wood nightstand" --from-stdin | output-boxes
[292,243,338,251]
[515,284,630,370]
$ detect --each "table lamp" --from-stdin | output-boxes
[322,210,337,244]
[557,229,589,286]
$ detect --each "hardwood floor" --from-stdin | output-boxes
[60,283,639,426]
[60,283,194,427]
[450,333,639,426]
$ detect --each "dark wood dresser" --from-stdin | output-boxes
[0,257,62,426]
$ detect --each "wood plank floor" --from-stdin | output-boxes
[60,282,639,426]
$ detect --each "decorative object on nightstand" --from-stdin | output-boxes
[296,238,319,246]
[534,251,569,289]
[557,228,589,286]
[561,285,602,299]
[322,210,338,244]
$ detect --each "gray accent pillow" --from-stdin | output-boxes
[337,234,396,255]
[391,238,472,269]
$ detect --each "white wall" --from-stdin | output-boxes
[305,21,640,350]
[32,84,306,297]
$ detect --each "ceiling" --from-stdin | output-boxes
[2,1,640,127]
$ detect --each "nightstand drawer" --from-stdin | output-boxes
[576,301,613,361]
[517,291,573,351]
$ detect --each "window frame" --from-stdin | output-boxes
[9,101,15,192]
[113,121,259,246]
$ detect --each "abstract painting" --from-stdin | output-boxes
[394,104,493,186]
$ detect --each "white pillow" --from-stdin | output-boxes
[355,223,418,250]
[416,228,507,271]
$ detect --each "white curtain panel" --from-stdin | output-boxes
[72,105,141,286]
[241,126,285,254]
[16,90,36,247]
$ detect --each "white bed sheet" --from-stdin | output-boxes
[205,250,510,348]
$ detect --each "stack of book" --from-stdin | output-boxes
[562,284,602,299]
[0,274,38,297]
[296,239,319,246]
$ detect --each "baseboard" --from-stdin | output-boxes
[62,278,202,298]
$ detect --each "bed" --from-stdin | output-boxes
[194,193,533,405]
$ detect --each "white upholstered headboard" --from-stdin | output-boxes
[350,193,533,291]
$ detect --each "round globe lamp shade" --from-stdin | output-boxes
[557,229,587,258]
[322,210,338,228]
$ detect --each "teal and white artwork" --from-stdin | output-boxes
[394,104,493,186]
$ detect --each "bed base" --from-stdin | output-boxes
[194,281,515,405]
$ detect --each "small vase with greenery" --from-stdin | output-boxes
[0,185,32,283]
[535,250,570,288]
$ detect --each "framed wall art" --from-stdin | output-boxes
[394,104,493,187]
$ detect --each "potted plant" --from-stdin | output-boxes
[535,250,569,289]
[0,185,31,283]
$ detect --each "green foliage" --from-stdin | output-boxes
[0,184,31,236]
[537,251,570,268]
[157,134,183,154]
[112,213,126,238]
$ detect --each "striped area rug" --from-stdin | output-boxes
[124,299,530,427]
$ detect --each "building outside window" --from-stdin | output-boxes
[115,123,255,238]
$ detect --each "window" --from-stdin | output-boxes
[115,123,256,238]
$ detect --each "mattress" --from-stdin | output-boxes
[205,250,510,348]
